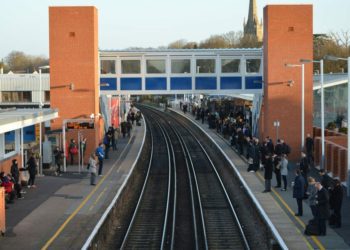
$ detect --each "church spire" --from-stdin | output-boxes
[248,0,258,24]
[244,0,263,42]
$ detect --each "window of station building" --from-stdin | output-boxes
[1,91,32,102]
[246,59,261,73]
[121,60,141,74]
[221,59,240,73]
[196,59,215,73]
[100,60,116,74]
[146,59,166,74]
[171,59,191,74]
[45,91,50,102]
[4,131,15,155]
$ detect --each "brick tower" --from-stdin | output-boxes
[49,7,101,162]
[262,5,313,160]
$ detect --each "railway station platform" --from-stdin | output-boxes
[171,107,350,250]
[0,119,145,249]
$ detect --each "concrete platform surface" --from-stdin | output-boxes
[0,120,145,250]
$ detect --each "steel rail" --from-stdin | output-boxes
[175,114,250,250]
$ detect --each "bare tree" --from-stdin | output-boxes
[5,51,48,73]
[168,39,188,49]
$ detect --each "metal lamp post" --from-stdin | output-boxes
[285,63,305,151]
[300,59,324,170]
[324,55,350,196]
[38,65,50,176]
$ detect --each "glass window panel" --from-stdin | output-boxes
[171,59,191,74]
[246,59,261,73]
[1,92,31,102]
[22,92,32,102]
[100,60,116,74]
[196,59,215,73]
[45,91,50,102]
[2,92,11,102]
[121,60,141,74]
[146,60,166,74]
[5,131,15,154]
[221,59,240,73]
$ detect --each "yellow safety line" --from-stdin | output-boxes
[256,172,326,250]
[41,136,133,250]
[89,187,108,211]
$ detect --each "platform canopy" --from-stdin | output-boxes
[0,108,58,134]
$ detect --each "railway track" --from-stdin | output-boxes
[120,117,173,249]
[125,106,250,250]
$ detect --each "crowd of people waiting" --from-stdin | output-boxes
[0,153,38,208]
[186,102,344,236]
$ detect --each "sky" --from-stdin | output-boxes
[1,0,349,59]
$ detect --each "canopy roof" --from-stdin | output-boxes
[0,108,58,134]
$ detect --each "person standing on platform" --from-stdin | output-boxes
[262,153,273,193]
[315,182,330,236]
[111,124,117,151]
[319,169,333,191]
[95,143,105,176]
[11,159,20,187]
[121,121,127,138]
[247,138,260,172]
[11,159,24,198]
[307,177,318,218]
[299,152,310,197]
[53,146,63,176]
[280,154,288,191]
[69,139,78,165]
[88,153,98,185]
[274,139,283,188]
[25,153,38,188]
[200,109,205,124]
[293,169,305,216]
[103,130,112,159]
[329,179,343,228]
[305,133,314,165]
[80,136,87,165]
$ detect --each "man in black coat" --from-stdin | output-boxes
[273,139,283,188]
[293,169,305,216]
[25,153,38,188]
[319,169,333,191]
[329,179,343,228]
[315,182,330,235]
[305,133,314,165]
[263,154,273,193]
[299,152,309,197]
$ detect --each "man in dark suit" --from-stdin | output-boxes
[315,182,330,235]
[293,169,305,216]
[305,133,314,165]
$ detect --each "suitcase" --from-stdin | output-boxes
[304,220,320,236]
